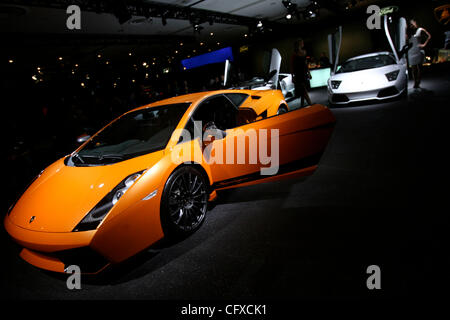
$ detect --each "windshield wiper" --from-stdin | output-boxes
[82,154,125,161]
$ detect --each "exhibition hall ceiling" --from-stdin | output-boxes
[1,0,382,39]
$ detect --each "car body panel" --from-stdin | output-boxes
[8,151,165,233]
[5,88,335,273]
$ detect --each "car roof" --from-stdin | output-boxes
[346,51,393,62]
[131,89,263,112]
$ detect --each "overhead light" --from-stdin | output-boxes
[283,0,298,19]
[193,23,203,33]
[128,52,132,56]
[304,1,320,19]
[8,59,14,64]
[256,20,263,28]
[142,62,147,66]
[58,57,63,61]
[210,32,214,36]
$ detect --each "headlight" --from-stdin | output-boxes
[73,170,144,232]
[330,80,341,89]
[385,70,399,81]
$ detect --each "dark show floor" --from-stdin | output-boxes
[2,65,449,300]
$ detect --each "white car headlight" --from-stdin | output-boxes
[385,70,399,81]
[330,80,341,89]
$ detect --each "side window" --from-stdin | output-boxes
[224,93,249,108]
[192,95,238,131]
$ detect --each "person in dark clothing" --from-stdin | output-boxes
[319,52,331,68]
[291,38,312,107]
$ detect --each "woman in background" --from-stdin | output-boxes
[406,19,431,89]
[291,38,312,107]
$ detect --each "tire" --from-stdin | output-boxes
[160,166,208,239]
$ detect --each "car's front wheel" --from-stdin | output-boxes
[160,166,208,238]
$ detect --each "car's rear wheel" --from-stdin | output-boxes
[160,166,208,238]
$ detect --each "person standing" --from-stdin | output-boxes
[291,38,312,107]
[406,19,431,89]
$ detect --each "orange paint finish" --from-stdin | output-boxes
[5,89,335,273]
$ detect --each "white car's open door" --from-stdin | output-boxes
[267,48,282,89]
[328,26,342,75]
[223,59,231,87]
[381,7,407,64]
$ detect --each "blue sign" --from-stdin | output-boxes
[181,47,234,70]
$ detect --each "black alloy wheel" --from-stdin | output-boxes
[160,166,208,238]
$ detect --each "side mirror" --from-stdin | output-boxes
[76,134,91,144]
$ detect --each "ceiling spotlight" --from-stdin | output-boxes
[210,32,214,36]
[283,0,298,20]
[8,59,14,64]
[303,10,316,19]
[282,0,294,10]
[193,23,203,33]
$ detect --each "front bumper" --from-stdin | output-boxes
[328,86,405,105]
[4,215,108,274]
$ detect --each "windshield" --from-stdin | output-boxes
[337,54,396,73]
[70,103,190,166]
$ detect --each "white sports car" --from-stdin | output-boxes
[226,49,295,99]
[327,51,407,104]
[327,14,408,105]
[278,73,296,99]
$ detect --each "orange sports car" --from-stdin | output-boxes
[5,89,335,274]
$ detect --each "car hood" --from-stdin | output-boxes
[330,65,400,92]
[8,150,164,233]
